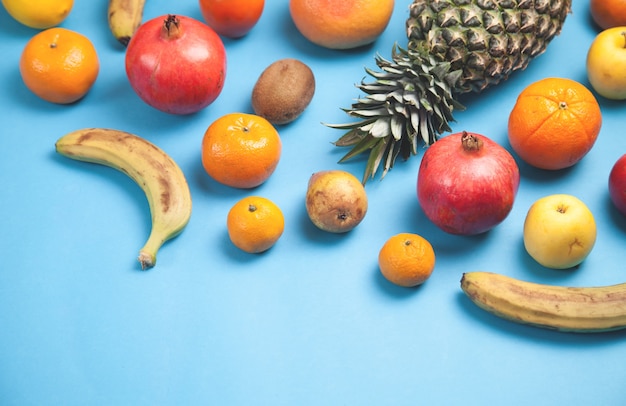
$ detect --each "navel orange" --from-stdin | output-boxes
[507,78,602,170]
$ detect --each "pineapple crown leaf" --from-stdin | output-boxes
[326,44,465,183]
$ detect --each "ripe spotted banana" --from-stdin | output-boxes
[461,272,626,333]
[107,0,146,46]
[55,128,192,270]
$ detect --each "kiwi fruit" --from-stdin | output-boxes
[251,58,315,125]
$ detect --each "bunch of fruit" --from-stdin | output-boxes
[8,0,321,265]
[5,0,626,334]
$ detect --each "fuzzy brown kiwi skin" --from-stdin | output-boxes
[251,58,315,125]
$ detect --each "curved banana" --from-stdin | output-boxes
[55,128,192,270]
[108,0,146,46]
[460,271,626,333]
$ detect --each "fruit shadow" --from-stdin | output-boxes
[455,216,626,342]
[371,262,428,300]
[96,78,205,134]
[504,143,580,186]
[6,65,72,113]
[584,2,602,32]
[50,151,152,271]
[455,291,626,343]
[514,233,589,282]
[297,206,358,247]
[98,0,126,52]
[192,166,284,265]
[218,227,277,265]
[192,160,260,201]
[409,202,493,258]
[0,8,35,37]
[607,195,626,234]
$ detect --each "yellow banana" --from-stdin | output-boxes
[460,271,626,333]
[107,0,146,46]
[55,128,192,270]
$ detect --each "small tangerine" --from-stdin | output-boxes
[19,27,99,104]
[378,233,436,287]
[227,196,285,253]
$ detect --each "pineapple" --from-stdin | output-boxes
[329,0,572,183]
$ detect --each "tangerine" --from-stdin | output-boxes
[201,113,282,189]
[2,0,73,29]
[227,196,285,254]
[289,0,394,50]
[378,233,436,287]
[19,27,99,104]
[507,78,602,170]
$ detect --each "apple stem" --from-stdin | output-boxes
[622,32,626,48]
[161,14,182,40]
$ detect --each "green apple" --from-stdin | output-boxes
[586,26,626,100]
[523,194,597,269]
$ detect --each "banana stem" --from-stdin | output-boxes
[137,233,166,270]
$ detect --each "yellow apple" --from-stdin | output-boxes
[586,26,626,100]
[523,194,597,269]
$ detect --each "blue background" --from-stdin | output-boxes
[2,1,626,405]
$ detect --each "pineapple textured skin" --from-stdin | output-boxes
[408,0,572,93]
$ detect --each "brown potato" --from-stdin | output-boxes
[305,170,368,233]
[251,58,315,125]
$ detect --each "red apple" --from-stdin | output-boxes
[609,154,626,215]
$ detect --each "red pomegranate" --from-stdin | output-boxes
[125,14,227,115]
[417,131,520,235]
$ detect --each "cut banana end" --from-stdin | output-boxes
[138,250,157,270]
[137,226,187,270]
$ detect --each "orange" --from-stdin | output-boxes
[507,78,602,170]
[289,0,394,50]
[201,113,282,189]
[378,233,436,287]
[19,27,99,104]
[2,0,74,29]
[227,196,285,253]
